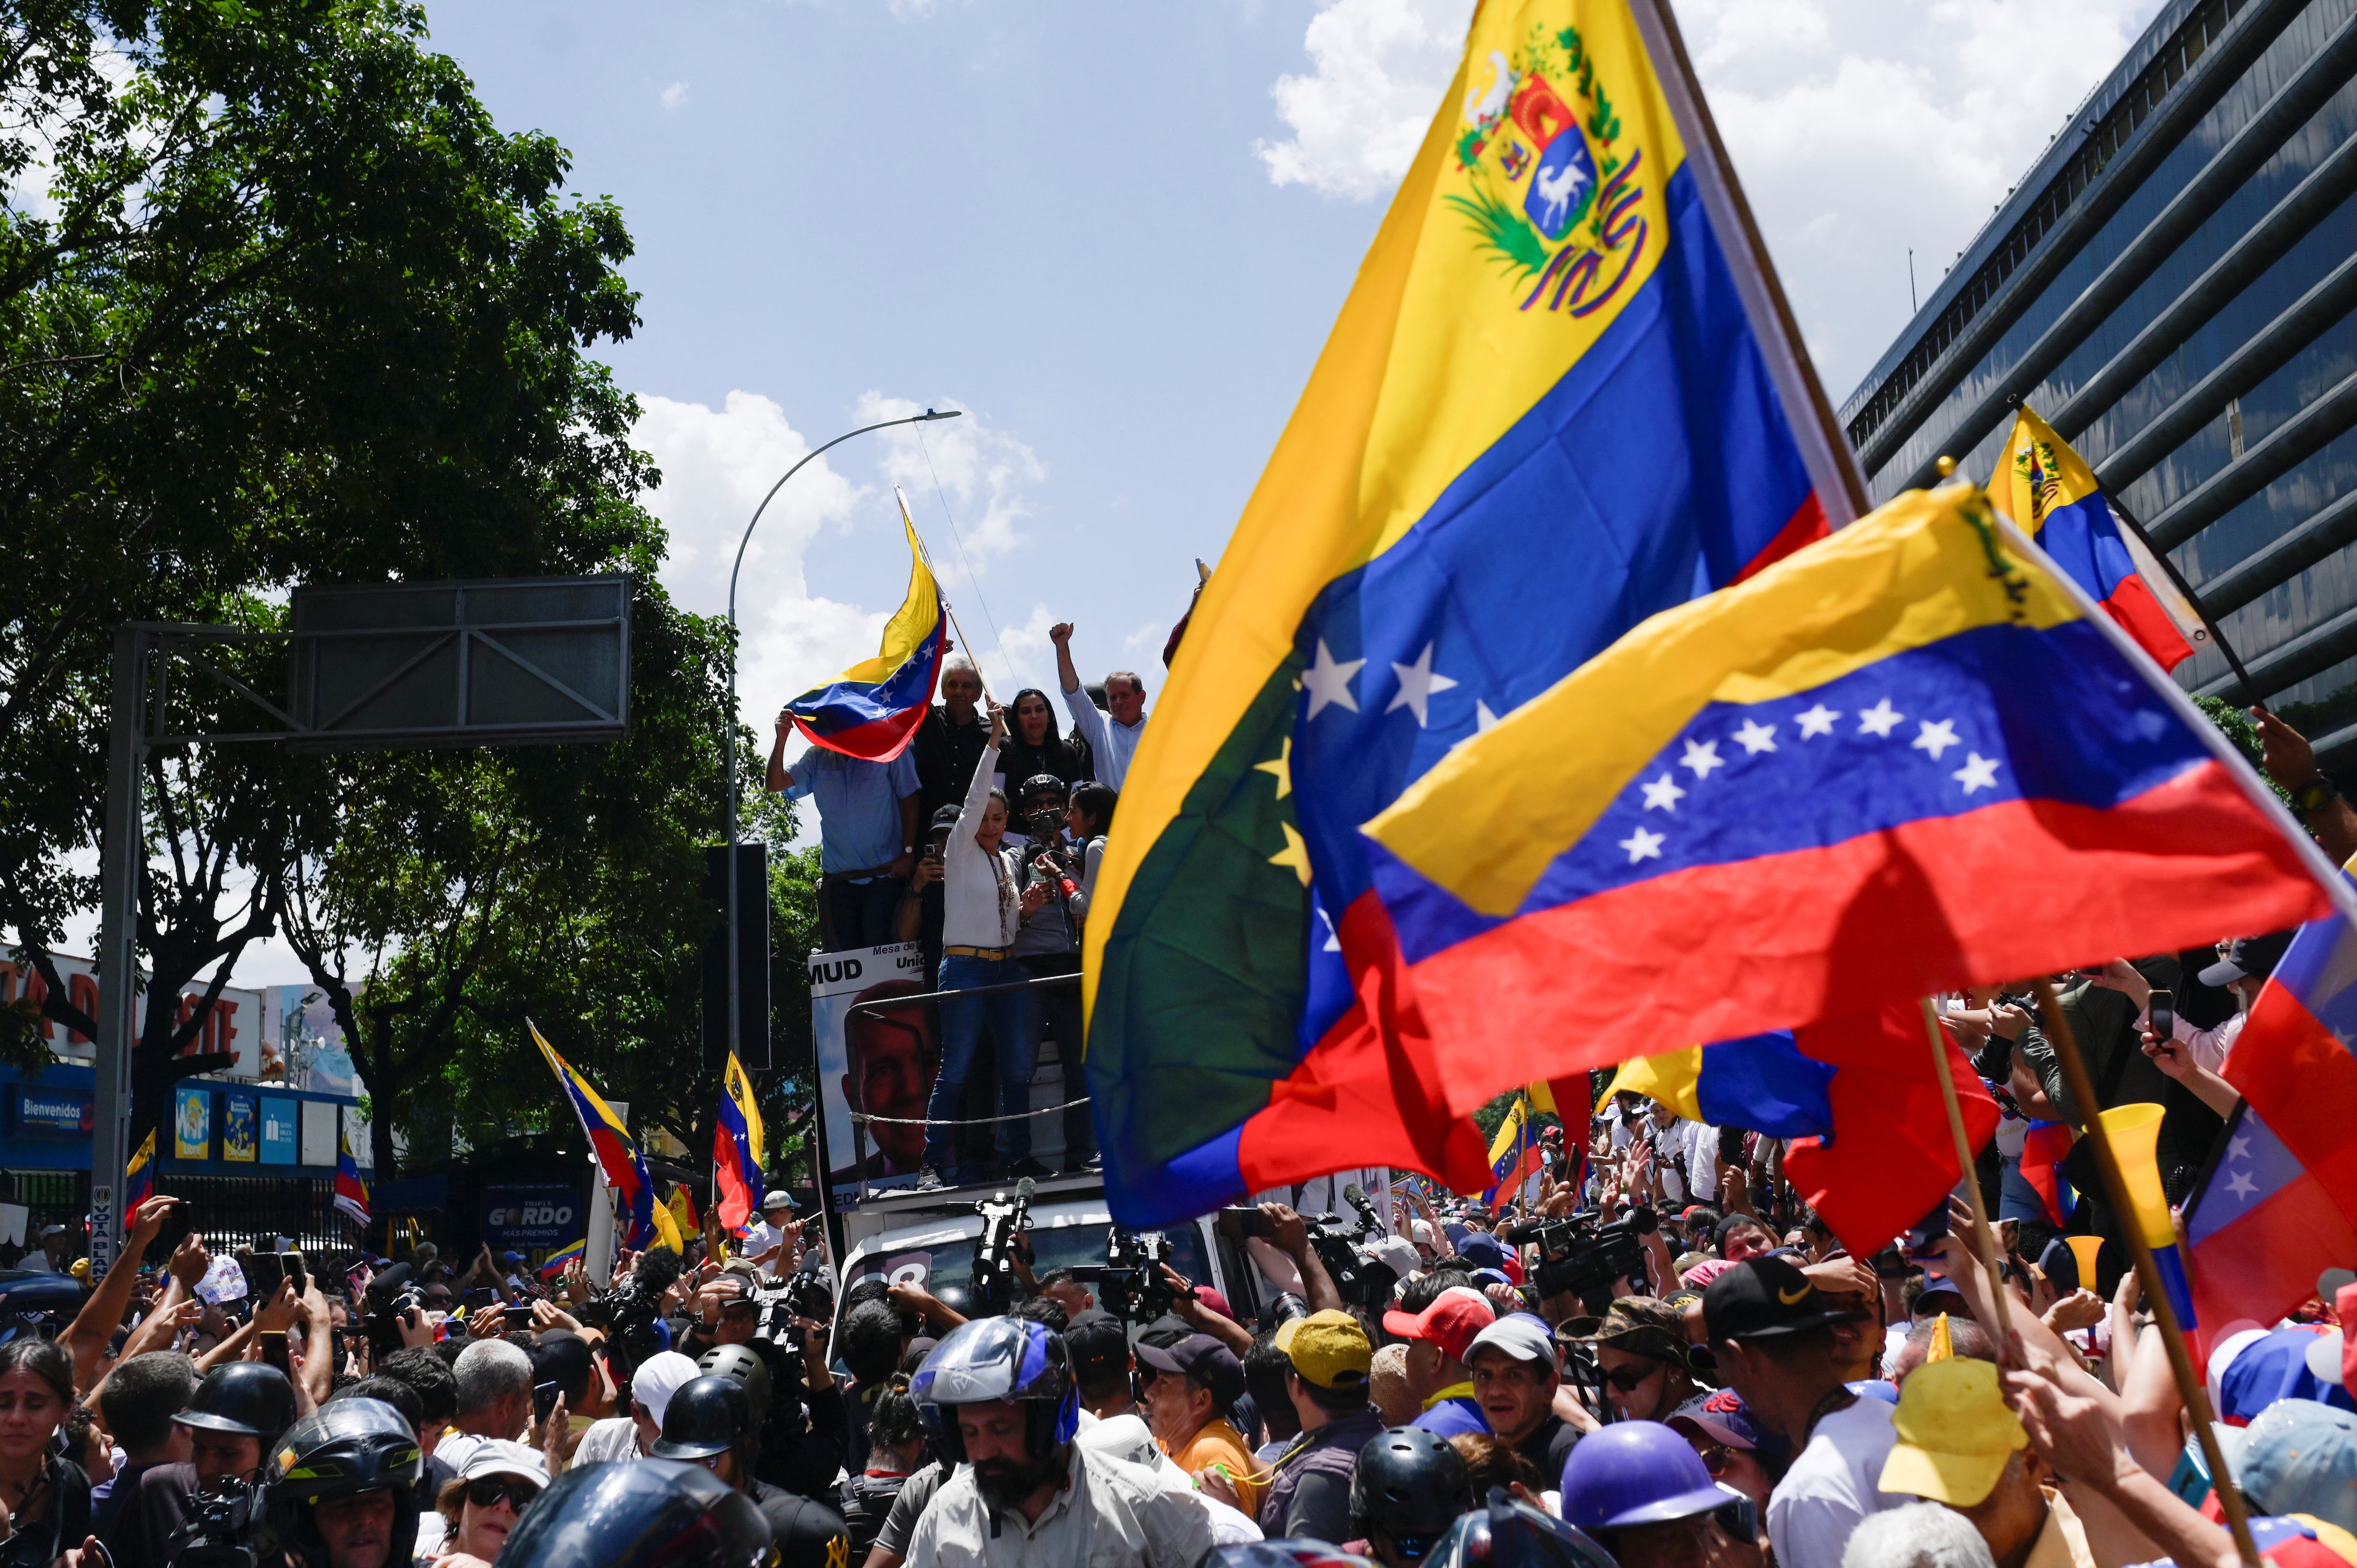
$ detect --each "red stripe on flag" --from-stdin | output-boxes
[1407,763,2325,1115]
[2227,987,2357,1221]
[2190,1165,2357,1353]
[1731,492,1830,585]
[2099,575,2195,673]
[793,701,931,763]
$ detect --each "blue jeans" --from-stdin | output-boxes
[824,878,903,950]
[923,956,1037,1177]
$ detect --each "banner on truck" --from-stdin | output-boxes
[812,943,933,1207]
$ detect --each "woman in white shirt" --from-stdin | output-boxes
[917,701,1052,1188]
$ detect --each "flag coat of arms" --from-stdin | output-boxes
[1081,0,1860,1228]
[780,489,947,762]
[124,1128,156,1214]
[1363,485,2339,1111]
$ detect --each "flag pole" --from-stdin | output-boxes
[1916,999,2014,1349]
[2030,980,2261,1568]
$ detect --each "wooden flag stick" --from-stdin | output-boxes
[2031,979,2262,1568]
[1917,999,2015,1351]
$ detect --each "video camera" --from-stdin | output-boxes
[1066,1227,1179,1326]
[1219,1190,1399,1312]
[361,1263,427,1360]
[170,1481,268,1568]
[1501,1206,1655,1312]
[971,1176,1036,1317]
[587,1246,685,1378]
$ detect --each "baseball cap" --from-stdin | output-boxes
[1133,1333,1246,1408]
[627,1351,701,1428]
[1382,1288,1496,1363]
[2240,1400,2357,1532]
[1466,1313,1557,1370]
[760,1190,794,1213]
[2200,930,2297,988]
[457,1438,549,1487]
[1702,1257,1867,1344]
[1457,1233,1512,1271]
[1192,1285,1236,1322]
[1368,1235,1421,1280]
[927,805,962,831]
[1666,1389,1766,1452]
[1065,1311,1130,1386]
[1558,1297,1691,1363]
[1878,1358,2027,1507]
[1275,1308,1373,1390]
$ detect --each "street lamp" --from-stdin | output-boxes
[721,408,962,1111]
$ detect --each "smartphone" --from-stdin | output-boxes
[281,1251,307,1297]
[240,1252,285,1298]
[463,1287,497,1313]
[1218,1206,1276,1239]
[2148,989,2175,1042]
[533,1381,560,1423]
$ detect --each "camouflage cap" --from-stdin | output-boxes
[1555,1296,1692,1362]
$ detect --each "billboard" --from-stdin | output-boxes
[0,954,265,1077]
[813,943,935,1207]
[221,1091,258,1163]
[173,1085,211,1160]
[262,987,360,1097]
[259,1096,299,1165]
[482,1183,582,1252]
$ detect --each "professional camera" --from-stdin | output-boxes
[596,1246,686,1378]
[361,1263,428,1360]
[971,1177,1036,1317]
[1215,1201,1399,1311]
[750,1257,835,1360]
[1068,1227,1179,1325]
[170,1482,269,1568]
[1502,1206,1655,1313]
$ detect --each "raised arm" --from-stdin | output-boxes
[955,706,1005,842]
[64,1196,175,1392]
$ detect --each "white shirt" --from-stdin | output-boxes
[943,741,1024,951]
[1062,686,1146,791]
[1680,1119,1721,1203]
[1767,1397,1905,1568]
[573,1417,641,1464]
[19,1250,58,1276]
[742,1220,794,1268]
[903,1443,1213,1568]
[2140,1002,2245,1073]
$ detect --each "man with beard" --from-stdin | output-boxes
[906,1315,1212,1566]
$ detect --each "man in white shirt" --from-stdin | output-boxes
[1049,621,1146,789]
[1703,1256,1903,1568]
[19,1225,69,1275]
[741,1193,799,1273]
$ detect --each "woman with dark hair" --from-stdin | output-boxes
[995,688,1086,799]
[0,1338,90,1567]
[838,1379,928,1554]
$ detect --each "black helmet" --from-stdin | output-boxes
[1350,1427,1475,1563]
[695,1344,772,1428]
[495,1459,771,1568]
[652,1374,754,1461]
[176,1362,298,1446]
[264,1398,425,1568]
[1423,1491,1619,1568]
[1019,773,1067,806]
[928,1280,975,1320]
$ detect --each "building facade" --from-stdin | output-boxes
[1840,0,2357,759]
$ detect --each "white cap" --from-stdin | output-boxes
[628,1351,701,1427]
[456,1439,547,1486]
[1078,1413,1193,1490]
[1369,1236,1421,1281]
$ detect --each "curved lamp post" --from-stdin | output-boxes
[722,408,961,1111]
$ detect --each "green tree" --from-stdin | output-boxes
[0,0,655,1162]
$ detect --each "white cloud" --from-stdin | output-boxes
[659,81,690,110]
[1256,0,2164,394]
[633,388,1047,727]
[1257,0,1474,199]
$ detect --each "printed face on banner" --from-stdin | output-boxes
[173,1086,210,1160]
[811,944,936,1204]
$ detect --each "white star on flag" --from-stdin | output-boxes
[2225,1169,2258,1199]
[2228,1135,2251,1161]
[1475,699,1501,733]
[1912,719,1961,760]
[1303,639,1365,720]
[1386,642,1460,727]
[1619,826,1665,863]
[1733,719,1777,755]
[1794,704,1840,738]
[1680,739,1723,779]
[1640,773,1685,812]
[1856,699,1904,737]
[1952,753,2001,793]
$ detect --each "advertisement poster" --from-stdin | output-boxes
[259,1096,298,1165]
[222,1091,258,1163]
[812,942,933,1207]
[0,954,264,1077]
[12,1087,90,1139]
[173,1085,210,1160]
[482,1183,582,1252]
[263,987,360,1097]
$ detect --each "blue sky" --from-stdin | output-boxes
[207,0,2171,983]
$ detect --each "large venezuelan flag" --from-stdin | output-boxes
[713,1049,766,1232]
[2224,907,2357,1221]
[781,488,946,763]
[2184,1102,2357,1356]
[1082,0,1859,1228]
[532,1023,684,1254]
[1365,485,2341,1114]
[1992,405,2200,673]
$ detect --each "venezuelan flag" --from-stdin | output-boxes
[124,1128,156,1214]
[2224,906,2357,1227]
[1082,0,1860,1227]
[334,1128,371,1228]
[1992,405,2200,673]
[781,487,946,762]
[1365,483,2339,1115]
[2018,1120,2077,1229]
[1593,1006,1995,1256]
[531,1023,684,1254]
[2184,1102,2357,1357]
[1481,1095,1541,1210]
[713,1050,766,1232]
[537,1238,586,1281]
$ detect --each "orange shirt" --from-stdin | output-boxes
[1163,1418,1261,1517]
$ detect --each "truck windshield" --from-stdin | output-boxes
[851,1223,1211,1298]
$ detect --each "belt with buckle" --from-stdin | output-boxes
[942,945,1011,960]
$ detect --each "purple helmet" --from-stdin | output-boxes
[1558,1421,1732,1533]
[909,1315,1078,1464]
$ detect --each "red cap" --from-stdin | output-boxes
[1193,1286,1236,1323]
[1382,1288,1496,1363]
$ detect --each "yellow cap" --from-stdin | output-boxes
[69,1258,90,1282]
[1274,1309,1373,1390]
[1879,1357,2027,1506]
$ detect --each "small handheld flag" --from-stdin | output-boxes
[124,1128,156,1215]
[334,1129,371,1228]
[713,1051,766,1233]
[780,489,947,762]
[531,1022,683,1254]
[537,1238,586,1281]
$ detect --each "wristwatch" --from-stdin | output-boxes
[2293,777,2341,814]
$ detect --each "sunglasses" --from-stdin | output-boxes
[1694,1442,1736,1476]
[1599,1361,1665,1393]
[466,1477,541,1511]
